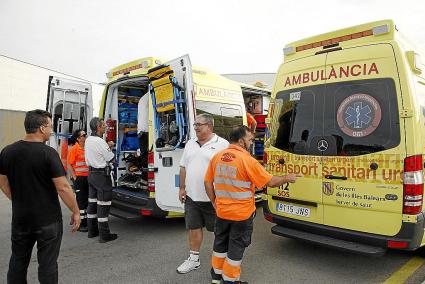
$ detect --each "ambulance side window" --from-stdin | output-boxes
[196,101,243,140]
[53,102,88,145]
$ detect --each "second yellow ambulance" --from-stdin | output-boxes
[263,20,425,254]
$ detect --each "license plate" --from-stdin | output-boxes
[275,202,311,217]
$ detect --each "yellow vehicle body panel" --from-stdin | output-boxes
[266,19,425,239]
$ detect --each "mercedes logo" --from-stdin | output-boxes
[317,139,329,152]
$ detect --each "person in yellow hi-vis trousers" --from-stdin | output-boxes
[205,125,302,284]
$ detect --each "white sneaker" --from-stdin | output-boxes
[176,257,201,274]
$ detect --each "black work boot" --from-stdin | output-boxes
[211,267,223,284]
[87,218,98,238]
[88,231,99,238]
[99,233,118,243]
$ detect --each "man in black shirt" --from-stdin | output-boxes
[0,109,81,284]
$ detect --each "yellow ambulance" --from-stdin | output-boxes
[262,20,425,255]
[99,55,258,219]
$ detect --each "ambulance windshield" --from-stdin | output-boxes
[271,78,400,156]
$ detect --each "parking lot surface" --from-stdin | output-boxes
[1,195,424,283]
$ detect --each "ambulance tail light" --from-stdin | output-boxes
[264,211,273,222]
[140,209,152,216]
[148,151,155,192]
[387,240,409,249]
[263,151,268,164]
[403,155,424,215]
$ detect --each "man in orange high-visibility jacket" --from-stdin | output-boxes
[205,126,302,284]
[67,129,89,232]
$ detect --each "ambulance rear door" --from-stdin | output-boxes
[321,43,406,236]
[47,76,93,167]
[154,55,194,212]
[267,53,328,225]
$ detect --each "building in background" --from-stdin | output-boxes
[0,55,104,150]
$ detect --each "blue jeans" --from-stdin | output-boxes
[7,220,63,284]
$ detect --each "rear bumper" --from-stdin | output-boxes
[111,187,167,219]
[263,200,425,254]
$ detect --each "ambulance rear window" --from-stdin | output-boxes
[271,78,400,156]
[196,101,243,141]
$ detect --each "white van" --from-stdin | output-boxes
[0,55,102,165]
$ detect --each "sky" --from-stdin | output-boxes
[1,0,425,83]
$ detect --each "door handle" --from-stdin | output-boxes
[325,175,347,180]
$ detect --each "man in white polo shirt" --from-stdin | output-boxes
[177,114,229,274]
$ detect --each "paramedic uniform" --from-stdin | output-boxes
[205,144,273,283]
[85,135,115,240]
[67,143,89,228]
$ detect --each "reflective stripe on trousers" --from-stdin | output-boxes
[212,251,227,275]
[87,172,113,237]
[211,216,253,283]
[222,257,242,282]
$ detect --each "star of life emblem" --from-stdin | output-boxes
[337,93,382,138]
[345,102,371,129]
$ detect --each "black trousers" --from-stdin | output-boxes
[211,216,254,283]
[87,171,113,238]
[73,176,88,227]
[7,220,63,284]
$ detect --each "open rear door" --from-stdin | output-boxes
[152,55,194,212]
[47,76,93,168]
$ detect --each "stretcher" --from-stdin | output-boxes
[148,65,187,151]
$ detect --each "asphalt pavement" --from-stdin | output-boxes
[1,194,425,283]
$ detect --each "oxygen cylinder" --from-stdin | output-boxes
[106,115,117,143]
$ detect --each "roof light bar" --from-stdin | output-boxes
[111,60,150,77]
[293,23,392,54]
[295,29,373,52]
